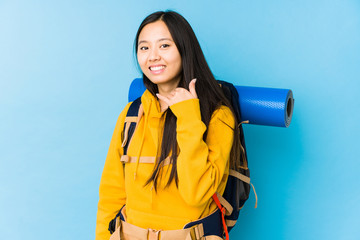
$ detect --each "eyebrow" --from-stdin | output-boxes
[138,38,173,45]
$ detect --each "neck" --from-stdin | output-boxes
[157,82,178,96]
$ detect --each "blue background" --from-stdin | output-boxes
[1,0,359,239]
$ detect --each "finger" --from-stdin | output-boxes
[189,78,198,98]
[156,93,171,105]
[173,88,183,93]
[169,89,177,96]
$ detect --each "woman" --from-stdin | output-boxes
[96,10,242,240]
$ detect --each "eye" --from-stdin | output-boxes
[160,44,170,49]
[139,46,148,51]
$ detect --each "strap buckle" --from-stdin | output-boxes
[148,229,160,240]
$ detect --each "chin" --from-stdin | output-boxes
[147,75,168,84]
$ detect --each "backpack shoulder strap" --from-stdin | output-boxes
[121,97,141,155]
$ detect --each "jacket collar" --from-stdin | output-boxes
[141,90,164,119]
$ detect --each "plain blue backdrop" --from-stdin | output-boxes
[1,0,359,239]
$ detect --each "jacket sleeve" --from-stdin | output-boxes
[95,102,131,240]
[170,99,235,207]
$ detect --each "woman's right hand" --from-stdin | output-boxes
[156,78,197,107]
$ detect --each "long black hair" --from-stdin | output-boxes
[134,10,241,190]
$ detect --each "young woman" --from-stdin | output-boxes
[96,10,242,240]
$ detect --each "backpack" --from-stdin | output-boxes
[212,81,257,240]
[121,80,257,240]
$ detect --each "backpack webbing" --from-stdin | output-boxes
[122,97,141,155]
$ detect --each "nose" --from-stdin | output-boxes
[149,48,160,62]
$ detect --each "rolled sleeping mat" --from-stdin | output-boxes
[235,86,294,127]
[128,78,294,127]
[128,78,147,103]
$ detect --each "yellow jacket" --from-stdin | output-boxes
[95,90,235,240]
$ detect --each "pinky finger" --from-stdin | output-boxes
[156,93,170,105]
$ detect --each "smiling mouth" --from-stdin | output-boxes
[149,65,166,71]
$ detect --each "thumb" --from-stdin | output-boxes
[189,78,198,98]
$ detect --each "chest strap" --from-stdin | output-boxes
[120,155,171,165]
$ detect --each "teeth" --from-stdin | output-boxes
[150,66,165,71]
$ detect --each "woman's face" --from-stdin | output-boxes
[137,20,182,92]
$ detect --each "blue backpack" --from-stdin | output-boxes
[118,80,257,239]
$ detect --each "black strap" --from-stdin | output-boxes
[123,97,141,155]
[183,209,223,237]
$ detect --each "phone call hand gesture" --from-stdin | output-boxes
[156,78,198,107]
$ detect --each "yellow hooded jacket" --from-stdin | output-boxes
[95,90,235,240]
